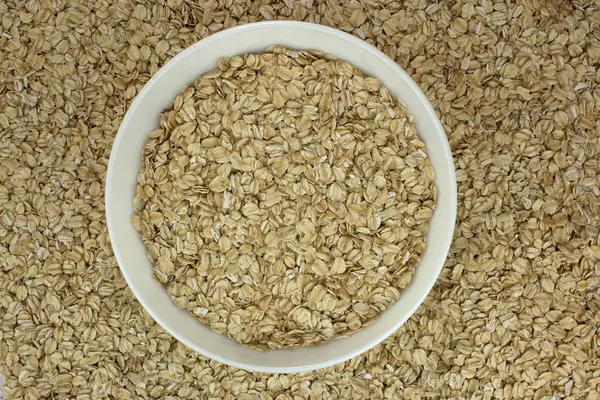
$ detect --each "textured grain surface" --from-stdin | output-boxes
[1,0,599,399]
[132,45,435,350]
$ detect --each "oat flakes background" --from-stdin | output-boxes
[0,0,599,399]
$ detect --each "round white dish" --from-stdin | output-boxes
[106,21,457,373]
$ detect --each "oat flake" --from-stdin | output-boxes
[132,45,436,350]
[0,0,599,399]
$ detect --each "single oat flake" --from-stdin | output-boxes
[132,45,436,350]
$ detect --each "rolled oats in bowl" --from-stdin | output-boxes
[131,45,436,350]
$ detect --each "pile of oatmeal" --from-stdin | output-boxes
[132,45,435,350]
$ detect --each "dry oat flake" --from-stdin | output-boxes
[132,45,436,350]
[1,0,599,398]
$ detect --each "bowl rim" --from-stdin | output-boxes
[106,20,457,373]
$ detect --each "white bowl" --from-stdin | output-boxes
[106,21,456,373]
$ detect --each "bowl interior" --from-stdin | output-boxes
[106,21,456,373]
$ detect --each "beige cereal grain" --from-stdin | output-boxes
[0,0,599,399]
[132,45,436,350]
